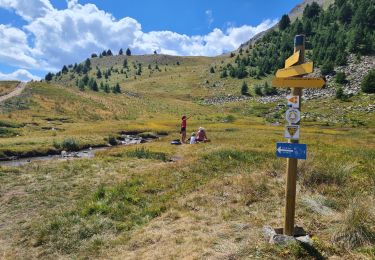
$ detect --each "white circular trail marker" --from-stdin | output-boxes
[285,108,301,124]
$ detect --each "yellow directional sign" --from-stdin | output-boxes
[276,62,313,78]
[284,50,300,68]
[272,77,325,89]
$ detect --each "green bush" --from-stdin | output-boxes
[61,138,80,151]
[336,72,347,84]
[254,85,263,96]
[107,135,118,146]
[321,62,334,76]
[223,115,236,123]
[263,82,277,96]
[335,86,349,101]
[361,69,375,93]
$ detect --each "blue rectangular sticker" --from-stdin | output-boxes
[276,142,307,160]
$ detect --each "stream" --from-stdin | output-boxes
[0,134,153,167]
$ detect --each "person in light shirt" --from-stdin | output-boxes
[190,132,196,144]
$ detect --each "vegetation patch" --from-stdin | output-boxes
[126,147,168,161]
[53,138,80,151]
[332,199,375,249]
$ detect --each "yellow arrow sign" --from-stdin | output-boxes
[276,62,313,78]
[272,77,326,89]
[285,50,300,68]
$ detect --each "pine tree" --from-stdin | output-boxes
[82,74,89,85]
[85,58,91,70]
[361,69,375,93]
[126,48,131,56]
[241,81,249,95]
[279,14,291,30]
[303,2,321,19]
[113,83,121,93]
[92,81,99,91]
[91,53,98,58]
[104,84,110,93]
[220,69,228,78]
[45,72,54,81]
[78,80,85,91]
[119,48,123,55]
[62,65,68,74]
[106,49,113,56]
[96,69,102,79]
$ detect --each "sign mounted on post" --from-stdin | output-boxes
[276,142,307,160]
[287,95,299,108]
[276,62,313,78]
[272,77,326,89]
[285,125,300,140]
[284,50,300,68]
[285,108,301,124]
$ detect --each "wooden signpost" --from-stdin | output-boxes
[276,62,313,78]
[273,35,325,236]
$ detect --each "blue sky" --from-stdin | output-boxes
[0,0,301,81]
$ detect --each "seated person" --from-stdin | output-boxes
[190,132,196,144]
[196,127,208,142]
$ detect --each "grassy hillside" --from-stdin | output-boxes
[0,81,19,96]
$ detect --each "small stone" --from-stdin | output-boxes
[295,235,313,245]
[269,234,297,246]
[263,225,277,240]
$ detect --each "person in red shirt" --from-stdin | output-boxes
[180,115,191,143]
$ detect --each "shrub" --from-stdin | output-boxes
[263,82,277,96]
[107,135,118,146]
[321,61,334,76]
[332,199,375,249]
[254,85,263,96]
[223,115,236,123]
[335,72,347,84]
[361,69,375,93]
[61,138,80,151]
[335,86,349,101]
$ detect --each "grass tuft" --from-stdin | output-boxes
[332,198,375,249]
[126,147,167,161]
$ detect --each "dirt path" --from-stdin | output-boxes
[0,82,26,103]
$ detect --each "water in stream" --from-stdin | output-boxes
[0,134,150,167]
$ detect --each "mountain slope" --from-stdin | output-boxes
[239,0,334,50]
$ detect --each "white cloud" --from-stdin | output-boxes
[0,69,41,81]
[0,24,39,68]
[25,2,142,69]
[0,0,53,21]
[205,10,214,28]
[0,0,278,73]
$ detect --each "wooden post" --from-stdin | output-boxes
[284,35,305,236]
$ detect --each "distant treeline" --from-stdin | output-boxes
[223,0,375,79]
